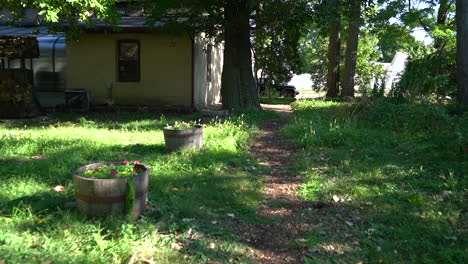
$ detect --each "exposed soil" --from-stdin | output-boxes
[229,104,318,263]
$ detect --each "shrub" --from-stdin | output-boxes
[392,46,456,101]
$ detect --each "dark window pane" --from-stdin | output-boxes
[118,40,140,82]
[119,43,139,61]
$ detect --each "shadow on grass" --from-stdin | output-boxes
[284,100,467,263]
[302,205,465,264]
[0,108,282,263]
[0,140,262,257]
[1,111,199,131]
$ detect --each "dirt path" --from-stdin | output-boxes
[230,104,313,263]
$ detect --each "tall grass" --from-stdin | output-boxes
[283,99,467,263]
[0,110,277,264]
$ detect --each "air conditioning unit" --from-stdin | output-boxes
[65,89,90,111]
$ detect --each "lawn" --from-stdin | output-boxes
[282,99,467,263]
[0,110,277,264]
[1,100,466,264]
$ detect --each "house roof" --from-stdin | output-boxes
[70,16,190,33]
[0,16,191,37]
[0,24,50,37]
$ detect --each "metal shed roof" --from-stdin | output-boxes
[0,16,191,36]
[0,25,52,37]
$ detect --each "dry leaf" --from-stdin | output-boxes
[52,185,65,192]
[332,195,340,203]
[207,242,216,249]
[170,242,183,250]
[322,244,335,252]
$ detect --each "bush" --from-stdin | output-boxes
[392,46,457,101]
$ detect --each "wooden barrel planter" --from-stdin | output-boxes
[200,109,228,124]
[163,125,203,152]
[73,162,150,219]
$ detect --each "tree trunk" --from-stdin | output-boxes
[326,0,342,98]
[457,0,468,105]
[221,0,261,110]
[434,0,451,49]
[437,0,451,25]
[342,0,361,97]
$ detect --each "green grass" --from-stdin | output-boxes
[0,110,277,264]
[260,97,296,105]
[283,99,467,264]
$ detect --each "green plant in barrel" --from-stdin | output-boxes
[165,120,200,130]
[80,160,144,179]
[73,161,149,218]
[163,121,204,151]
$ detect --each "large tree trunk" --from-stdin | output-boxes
[342,0,361,97]
[221,0,261,110]
[457,0,468,105]
[326,0,342,98]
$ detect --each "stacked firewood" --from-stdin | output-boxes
[0,35,39,117]
[0,70,36,118]
[0,35,39,59]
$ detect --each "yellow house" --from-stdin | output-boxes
[66,17,223,110]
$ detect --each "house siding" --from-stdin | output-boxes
[193,33,223,109]
[67,33,193,106]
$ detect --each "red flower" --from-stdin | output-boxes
[133,160,140,165]
[123,160,130,165]
[110,170,118,176]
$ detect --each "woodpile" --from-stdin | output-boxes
[0,35,39,59]
[0,69,37,118]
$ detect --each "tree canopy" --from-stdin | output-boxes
[1,0,466,105]
[1,0,311,110]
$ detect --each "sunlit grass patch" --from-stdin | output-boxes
[0,110,276,264]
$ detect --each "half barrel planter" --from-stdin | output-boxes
[73,162,150,219]
[163,125,203,152]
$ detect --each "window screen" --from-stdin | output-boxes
[118,40,140,82]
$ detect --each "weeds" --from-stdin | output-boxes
[283,98,467,263]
